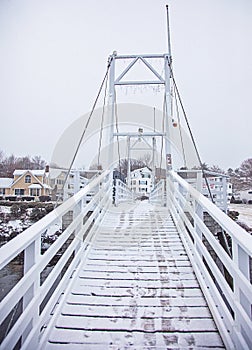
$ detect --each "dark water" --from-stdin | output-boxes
[0,260,23,302]
[0,257,23,347]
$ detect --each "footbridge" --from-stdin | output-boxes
[0,170,252,349]
[1,9,252,348]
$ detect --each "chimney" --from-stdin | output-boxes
[45,165,49,173]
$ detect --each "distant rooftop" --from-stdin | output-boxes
[13,169,45,177]
[0,178,13,188]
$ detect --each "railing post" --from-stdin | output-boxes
[196,171,202,193]
[22,236,41,345]
[195,203,204,259]
[162,179,166,207]
[232,241,251,345]
[222,176,228,213]
[73,199,82,247]
[166,177,171,208]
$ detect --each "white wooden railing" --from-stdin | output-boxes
[167,170,252,350]
[113,178,133,206]
[2,167,251,350]
[149,179,166,206]
[0,170,113,350]
[177,169,230,212]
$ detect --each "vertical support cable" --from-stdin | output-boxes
[106,52,117,169]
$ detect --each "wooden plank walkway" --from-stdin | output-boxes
[42,202,225,349]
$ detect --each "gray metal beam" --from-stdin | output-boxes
[115,80,164,86]
[113,132,165,137]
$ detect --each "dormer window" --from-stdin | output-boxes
[25,175,31,183]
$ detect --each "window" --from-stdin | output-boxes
[0,189,5,195]
[30,188,40,196]
[25,175,31,183]
[142,173,151,179]
[139,180,147,185]
[15,189,24,196]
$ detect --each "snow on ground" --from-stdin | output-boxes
[0,205,61,243]
[45,222,61,236]
[0,218,31,239]
[8,220,23,229]
[0,205,10,214]
[229,203,252,229]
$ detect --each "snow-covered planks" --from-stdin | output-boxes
[43,202,225,349]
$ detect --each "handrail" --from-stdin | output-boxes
[167,170,252,350]
[0,170,110,270]
[113,179,133,206]
[149,179,166,206]
[0,170,112,350]
[170,171,252,254]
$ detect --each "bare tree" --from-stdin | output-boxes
[0,150,47,177]
[209,165,225,174]
[192,162,209,171]
[239,158,252,188]
[89,163,103,170]
[139,153,152,168]
[32,155,46,169]
[4,154,17,177]
[117,157,150,177]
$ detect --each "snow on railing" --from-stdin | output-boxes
[149,179,166,206]
[167,170,252,350]
[0,170,112,350]
[113,179,133,206]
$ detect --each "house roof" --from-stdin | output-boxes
[28,184,42,189]
[13,169,45,177]
[49,169,65,179]
[131,167,152,175]
[49,168,76,179]
[0,178,13,188]
[12,170,45,188]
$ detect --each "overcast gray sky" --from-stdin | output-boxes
[0,0,251,170]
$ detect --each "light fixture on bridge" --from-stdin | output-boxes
[138,128,143,141]
[172,119,178,127]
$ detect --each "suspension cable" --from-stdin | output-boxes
[54,58,112,207]
[168,60,214,203]
[97,73,109,167]
[174,88,186,168]
[168,60,232,257]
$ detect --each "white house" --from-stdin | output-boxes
[50,168,89,201]
[202,176,233,203]
[128,167,153,195]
